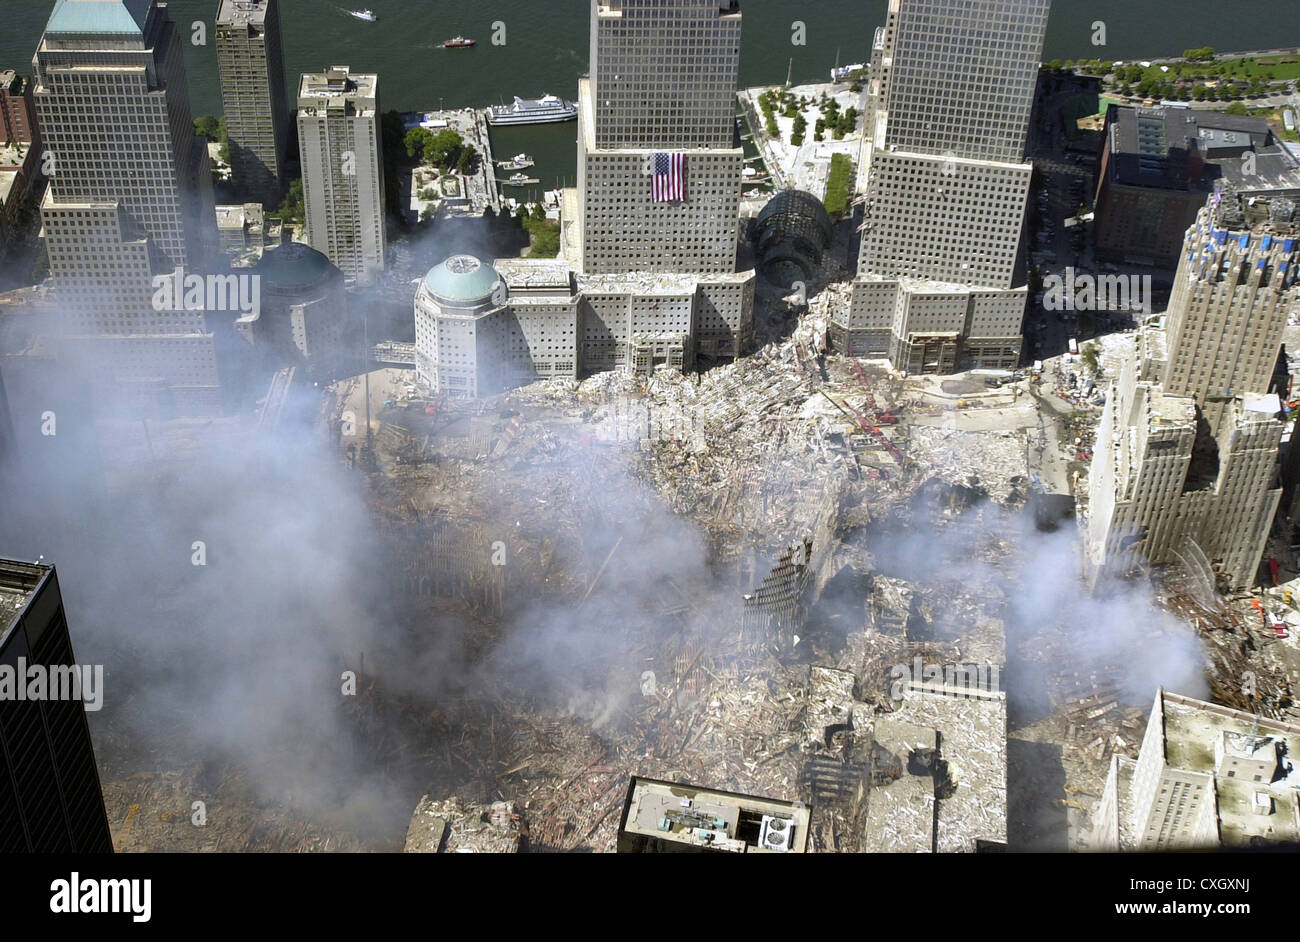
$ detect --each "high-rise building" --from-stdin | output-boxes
[297,66,386,285]
[33,0,221,414]
[1,559,114,853]
[216,0,290,207]
[577,0,745,276]
[832,0,1050,374]
[1084,189,1299,589]
[1092,688,1300,850]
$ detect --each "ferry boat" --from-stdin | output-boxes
[443,36,477,48]
[487,94,577,127]
[349,9,377,22]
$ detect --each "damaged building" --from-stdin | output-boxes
[1092,688,1300,850]
[616,777,810,853]
[413,255,753,399]
[1084,189,1299,589]
[833,0,1049,374]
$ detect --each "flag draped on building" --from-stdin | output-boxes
[652,152,686,202]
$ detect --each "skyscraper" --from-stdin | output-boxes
[577,0,745,276]
[216,0,290,207]
[33,0,221,414]
[1085,189,1299,589]
[1,559,114,853]
[297,66,385,285]
[832,0,1050,373]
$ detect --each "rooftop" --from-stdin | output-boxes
[617,777,810,853]
[216,0,271,27]
[45,0,152,36]
[1160,691,1300,847]
[423,255,503,304]
[0,559,50,638]
[1107,104,1300,194]
[255,242,338,287]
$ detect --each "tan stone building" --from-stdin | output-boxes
[1092,688,1300,850]
[1084,190,1299,589]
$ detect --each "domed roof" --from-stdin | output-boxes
[423,254,503,304]
[255,242,338,287]
[755,189,833,243]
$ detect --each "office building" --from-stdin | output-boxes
[297,66,386,285]
[616,777,810,852]
[216,0,290,206]
[413,255,752,398]
[33,0,221,414]
[1,559,114,853]
[576,0,746,277]
[1084,189,1299,589]
[1093,688,1300,850]
[1094,106,1300,267]
[833,0,1051,373]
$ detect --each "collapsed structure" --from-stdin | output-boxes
[1092,688,1300,850]
[1084,189,1299,589]
[833,0,1050,374]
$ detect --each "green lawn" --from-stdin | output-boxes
[824,153,852,219]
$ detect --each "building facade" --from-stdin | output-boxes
[216,0,290,207]
[297,66,386,285]
[0,70,38,146]
[1092,688,1300,850]
[834,0,1051,373]
[1,560,114,853]
[413,255,753,399]
[577,0,745,277]
[1084,191,1299,589]
[33,0,221,414]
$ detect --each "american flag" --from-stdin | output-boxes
[652,152,686,202]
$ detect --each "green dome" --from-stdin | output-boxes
[256,243,337,288]
[423,255,502,304]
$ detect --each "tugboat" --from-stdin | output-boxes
[349,9,378,22]
[443,36,477,48]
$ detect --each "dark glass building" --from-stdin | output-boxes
[0,559,113,852]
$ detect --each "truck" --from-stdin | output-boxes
[1068,337,1079,356]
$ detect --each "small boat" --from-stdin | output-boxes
[496,153,536,170]
[349,9,377,22]
[502,172,540,187]
[443,36,476,48]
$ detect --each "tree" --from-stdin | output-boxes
[455,146,476,175]
[791,112,807,146]
[276,178,305,226]
[194,114,220,139]
[1225,101,1249,115]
